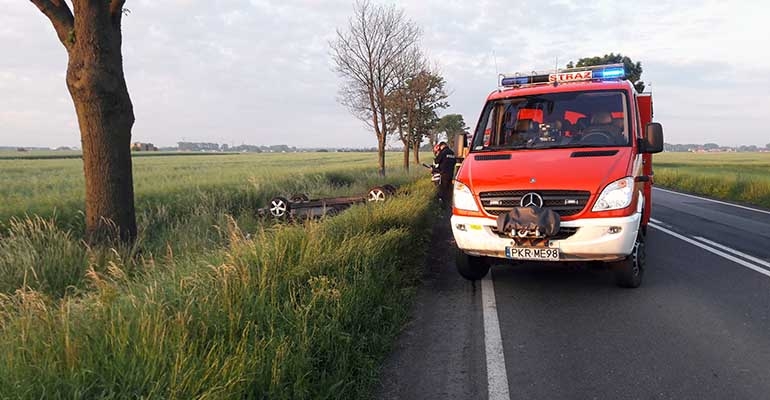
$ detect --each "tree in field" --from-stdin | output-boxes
[386,68,448,169]
[433,114,468,150]
[566,53,645,92]
[766,143,770,150]
[30,0,137,243]
[330,0,421,176]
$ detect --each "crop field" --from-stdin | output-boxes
[0,152,436,399]
[653,152,770,209]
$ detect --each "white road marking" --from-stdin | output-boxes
[649,222,770,279]
[649,217,672,229]
[692,236,770,271]
[482,270,511,400]
[653,187,770,216]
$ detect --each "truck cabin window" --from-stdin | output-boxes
[472,91,630,151]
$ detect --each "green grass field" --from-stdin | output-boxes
[653,152,770,209]
[0,152,437,399]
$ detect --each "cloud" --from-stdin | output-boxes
[1,0,768,148]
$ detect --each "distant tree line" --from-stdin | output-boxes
[664,143,770,152]
[177,142,299,153]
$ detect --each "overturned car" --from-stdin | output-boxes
[259,184,397,220]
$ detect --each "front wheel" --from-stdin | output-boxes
[612,232,645,288]
[456,248,490,281]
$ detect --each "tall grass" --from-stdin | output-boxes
[653,152,770,209]
[0,177,436,399]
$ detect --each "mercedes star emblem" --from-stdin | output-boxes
[520,192,544,208]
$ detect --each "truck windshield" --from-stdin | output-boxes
[471,90,630,151]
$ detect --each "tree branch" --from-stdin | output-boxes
[30,0,75,50]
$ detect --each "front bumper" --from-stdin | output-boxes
[451,213,640,262]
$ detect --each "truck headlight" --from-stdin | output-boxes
[453,181,479,212]
[592,177,634,212]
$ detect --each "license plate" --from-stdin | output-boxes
[505,246,560,261]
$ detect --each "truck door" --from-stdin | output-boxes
[637,94,653,228]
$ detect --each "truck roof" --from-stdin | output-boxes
[487,79,636,101]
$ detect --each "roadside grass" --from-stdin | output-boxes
[654,152,770,209]
[0,173,436,399]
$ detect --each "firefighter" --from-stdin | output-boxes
[433,141,456,209]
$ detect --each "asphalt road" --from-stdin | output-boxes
[377,187,770,400]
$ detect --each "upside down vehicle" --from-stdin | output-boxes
[451,63,664,288]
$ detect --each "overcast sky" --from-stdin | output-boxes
[1,0,769,148]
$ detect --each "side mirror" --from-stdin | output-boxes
[643,122,664,153]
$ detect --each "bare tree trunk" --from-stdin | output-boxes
[71,2,136,243]
[369,88,386,176]
[32,0,137,243]
[377,94,388,176]
[412,140,421,164]
[396,126,409,171]
[377,136,386,176]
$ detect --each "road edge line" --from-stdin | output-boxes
[692,236,770,270]
[653,187,770,216]
[482,270,512,400]
[649,222,770,279]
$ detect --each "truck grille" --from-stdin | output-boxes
[491,226,579,240]
[479,190,591,217]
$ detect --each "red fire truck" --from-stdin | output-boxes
[451,64,663,288]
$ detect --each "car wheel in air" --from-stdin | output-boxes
[382,184,397,195]
[290,193,309,203]
[367,186,387,202]
[269,196,290,219]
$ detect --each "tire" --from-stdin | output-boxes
[612,232,645,288]
[290,193,309,203]
[382,184,397,195]
[367,186,387,202]
[456,248,490,281]
[268,196,290,219]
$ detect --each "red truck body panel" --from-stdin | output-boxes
[638,93,654,227]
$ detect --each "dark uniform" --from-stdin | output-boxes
[434,144,456,209]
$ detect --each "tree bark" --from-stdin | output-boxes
[402,142,410,171]
[33,0,137,243]
[412,140,421,164]
[377,90,388,176]
[377,136,386,176]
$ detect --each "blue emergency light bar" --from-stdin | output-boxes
[499,63,626,87]
[592,65,626,79]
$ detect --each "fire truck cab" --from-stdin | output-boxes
[451,64,663,288]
